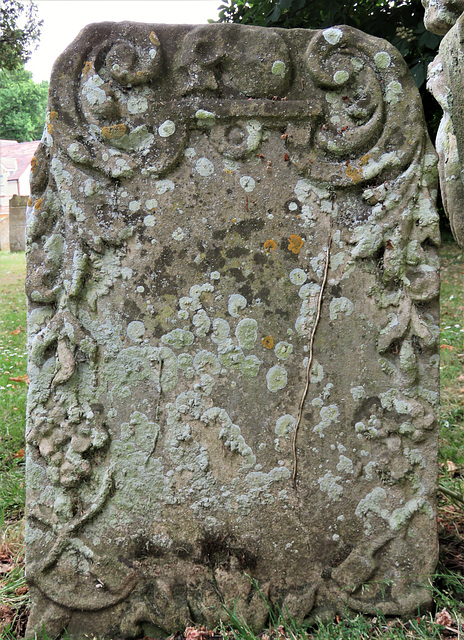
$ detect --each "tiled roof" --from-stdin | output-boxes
[0,140,40,182]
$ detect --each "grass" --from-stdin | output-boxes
[1,237,464,639]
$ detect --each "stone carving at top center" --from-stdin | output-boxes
[25,22,439,639]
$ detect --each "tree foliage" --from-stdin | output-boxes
[0,0,42,71]
[217,0,442,136]
[0,67,48,141]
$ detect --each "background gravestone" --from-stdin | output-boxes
[25,22,440,639]
[9,194,27,252]
[423,0,464,247]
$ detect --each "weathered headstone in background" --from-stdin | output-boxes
[25,22,440,639]
[9,194,27,252]
[423,0,464,246]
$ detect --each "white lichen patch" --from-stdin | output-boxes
[309,361,324,383]
[82,74,106,106]
[161,328,194,349]
[126,321,145,342]
[201,407,256,467]
[336,455,354,474]
[210,271,220,280]
[350,386,366,401]
[275,414,296,437]
[239,176,255,192]
[228,294,247,318]
[129,200,140,213]
[172,227,185,241]
[322,27,343,45]
[313,404,339,438]
[158,120,176,137]
[246,121,262,151]
[240,355,262,378]
[329,297,354,320]
[266,365,288,392]
[143,215,156,228]
[235,318,258,350]
[155,179,175,194]
[127,95,148,115]
[195,109,216,127]
[211,318,231,345]
[195,157,215,177]
[274,341,293,361]
[193,350,220,376]
[318,471,343,501]
[289,268,307,285]
[192,309,211,337]
[385,80,403,105]
[374,51,391,69]
[333,70,349,84]
[299,282,321,299]
[271,60,286,77]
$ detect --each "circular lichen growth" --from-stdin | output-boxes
[275,414,296,436]
[266,364,288,392]
[289,269,307,285]
[240,355,262,378]
[161,328,194,349]
[158,120,176,137]
[235,318,258,350]
[274,341,293,361]
[127,321,145,342]
[271,60,286,77]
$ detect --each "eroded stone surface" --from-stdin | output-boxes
[26,22,439,638]
[423,0,464,245]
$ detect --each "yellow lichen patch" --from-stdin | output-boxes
[82,61,94,76]
[288,235,304,254]
[101,124,127,140]
[49,111,58,122]
[34,198,43,211]
[30,157,38,172]
[360,153,370,166]
[346,162,362,184]
[27,197,33,207]
[47,124,53,134]
[149,31,160,46]
[262,336,274,349]
[264,239,277,252]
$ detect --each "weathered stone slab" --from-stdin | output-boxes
[423,0,464,246]
[9,194,27,252]
[26,22,440,638]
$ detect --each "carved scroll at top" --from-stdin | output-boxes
[36,22,425,188]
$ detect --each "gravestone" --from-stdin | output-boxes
[9,194,27,252]
[423,0,464,246]
[25,22,440,639]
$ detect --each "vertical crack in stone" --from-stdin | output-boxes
[292,220,333,490]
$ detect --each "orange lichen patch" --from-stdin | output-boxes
[346,162,362,184]
[82,61,94,76]
[264,239,277,252]
[101,124,127,140]
[288,234,304,254]
[34,198,43,211]
[30,157,38,172]
[360,153,370,166]
[27,197,33,206]
[149,31,160,46]
[261,336,274,349]
[47,124,53,134]
[49,111,58,122]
